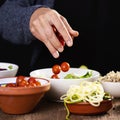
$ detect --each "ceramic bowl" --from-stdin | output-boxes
[66,99,113,115]
[0,62,19,78]
[30,68,100,102]
[0,77,50,114]
[98,71,120,98]
[101,82,120,98]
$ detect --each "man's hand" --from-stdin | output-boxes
[30,7,79,58]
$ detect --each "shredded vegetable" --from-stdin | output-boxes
[60,81,111,120]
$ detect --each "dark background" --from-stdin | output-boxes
[0,0,120,76]
[53,0,120,75]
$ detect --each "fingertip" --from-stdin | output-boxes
[77,31,79,36]
[66,40,73,47]
[53,51,60,58]
[70,30,79,37]
[74,31,79,37]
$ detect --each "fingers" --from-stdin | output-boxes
[30,13,64,58]
[60,16,79,37]
[50,10,73,47]
[39,18,64,58]
[31,26,60,58]
[30,8,79,58]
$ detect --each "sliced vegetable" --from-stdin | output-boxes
[8,65,13,69]
[79,65,88,69]
[80,71,92,78]
[64,71,92,79]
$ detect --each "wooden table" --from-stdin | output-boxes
[0,98,120,120]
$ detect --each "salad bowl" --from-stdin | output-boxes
[30,68,100,102]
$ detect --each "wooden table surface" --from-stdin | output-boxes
[0,98,120,120]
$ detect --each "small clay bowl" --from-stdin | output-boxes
[0,77,50,114]
[66,99,113,115]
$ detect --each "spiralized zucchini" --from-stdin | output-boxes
[60,81,111,120]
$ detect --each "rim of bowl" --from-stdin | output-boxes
[0,62,19,72]
[0,77,51,95]
[101,81,120,84]
[66,99,112,105]
[30,68,100,80]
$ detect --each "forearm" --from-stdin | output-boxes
[0,0,54,45]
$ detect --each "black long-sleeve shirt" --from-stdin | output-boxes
[0,0,55,75]
[0,0,54,44]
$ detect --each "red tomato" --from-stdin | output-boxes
[52,64,61,74]
[16,76,25,86]
[18,80,28,87]
[28,77,41,87]
[5,76,41,87]
[6,83,16,87]
[54,28,65,46]
[51,74,59,79]
[28,82,37,87]
[60,62,70,72]
[35,81,41,86]
[59,35,65,46]
[28,77,36,84]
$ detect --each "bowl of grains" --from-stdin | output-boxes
[98,71,120,98]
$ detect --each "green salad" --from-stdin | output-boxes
[64,71,92,79]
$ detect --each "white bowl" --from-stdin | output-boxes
[98,71,120,98]
[0,62,19,78]
[30,68,100,102]
[101,81,120,98]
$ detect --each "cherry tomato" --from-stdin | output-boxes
[60,62,70,72]
[16,76,25,86]
[28,77,41,87]
[58,35,65,46]
[6,83,16,87]
[18,80,28,87]
[4,76,41,87]
[28,81,41,87]
[52,64,61,74]
[51,74,59,79]
[54,27,65,46]
[28,82,37,87]
[35,81,41,86]
[28,77,36,84]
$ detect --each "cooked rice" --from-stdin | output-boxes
[99,71,120,82]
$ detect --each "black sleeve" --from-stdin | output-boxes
[0,0,54,45]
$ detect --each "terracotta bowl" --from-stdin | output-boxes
[66,99,113,115]
[0,77,50,114]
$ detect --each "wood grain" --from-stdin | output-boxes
[0,98,120,120]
